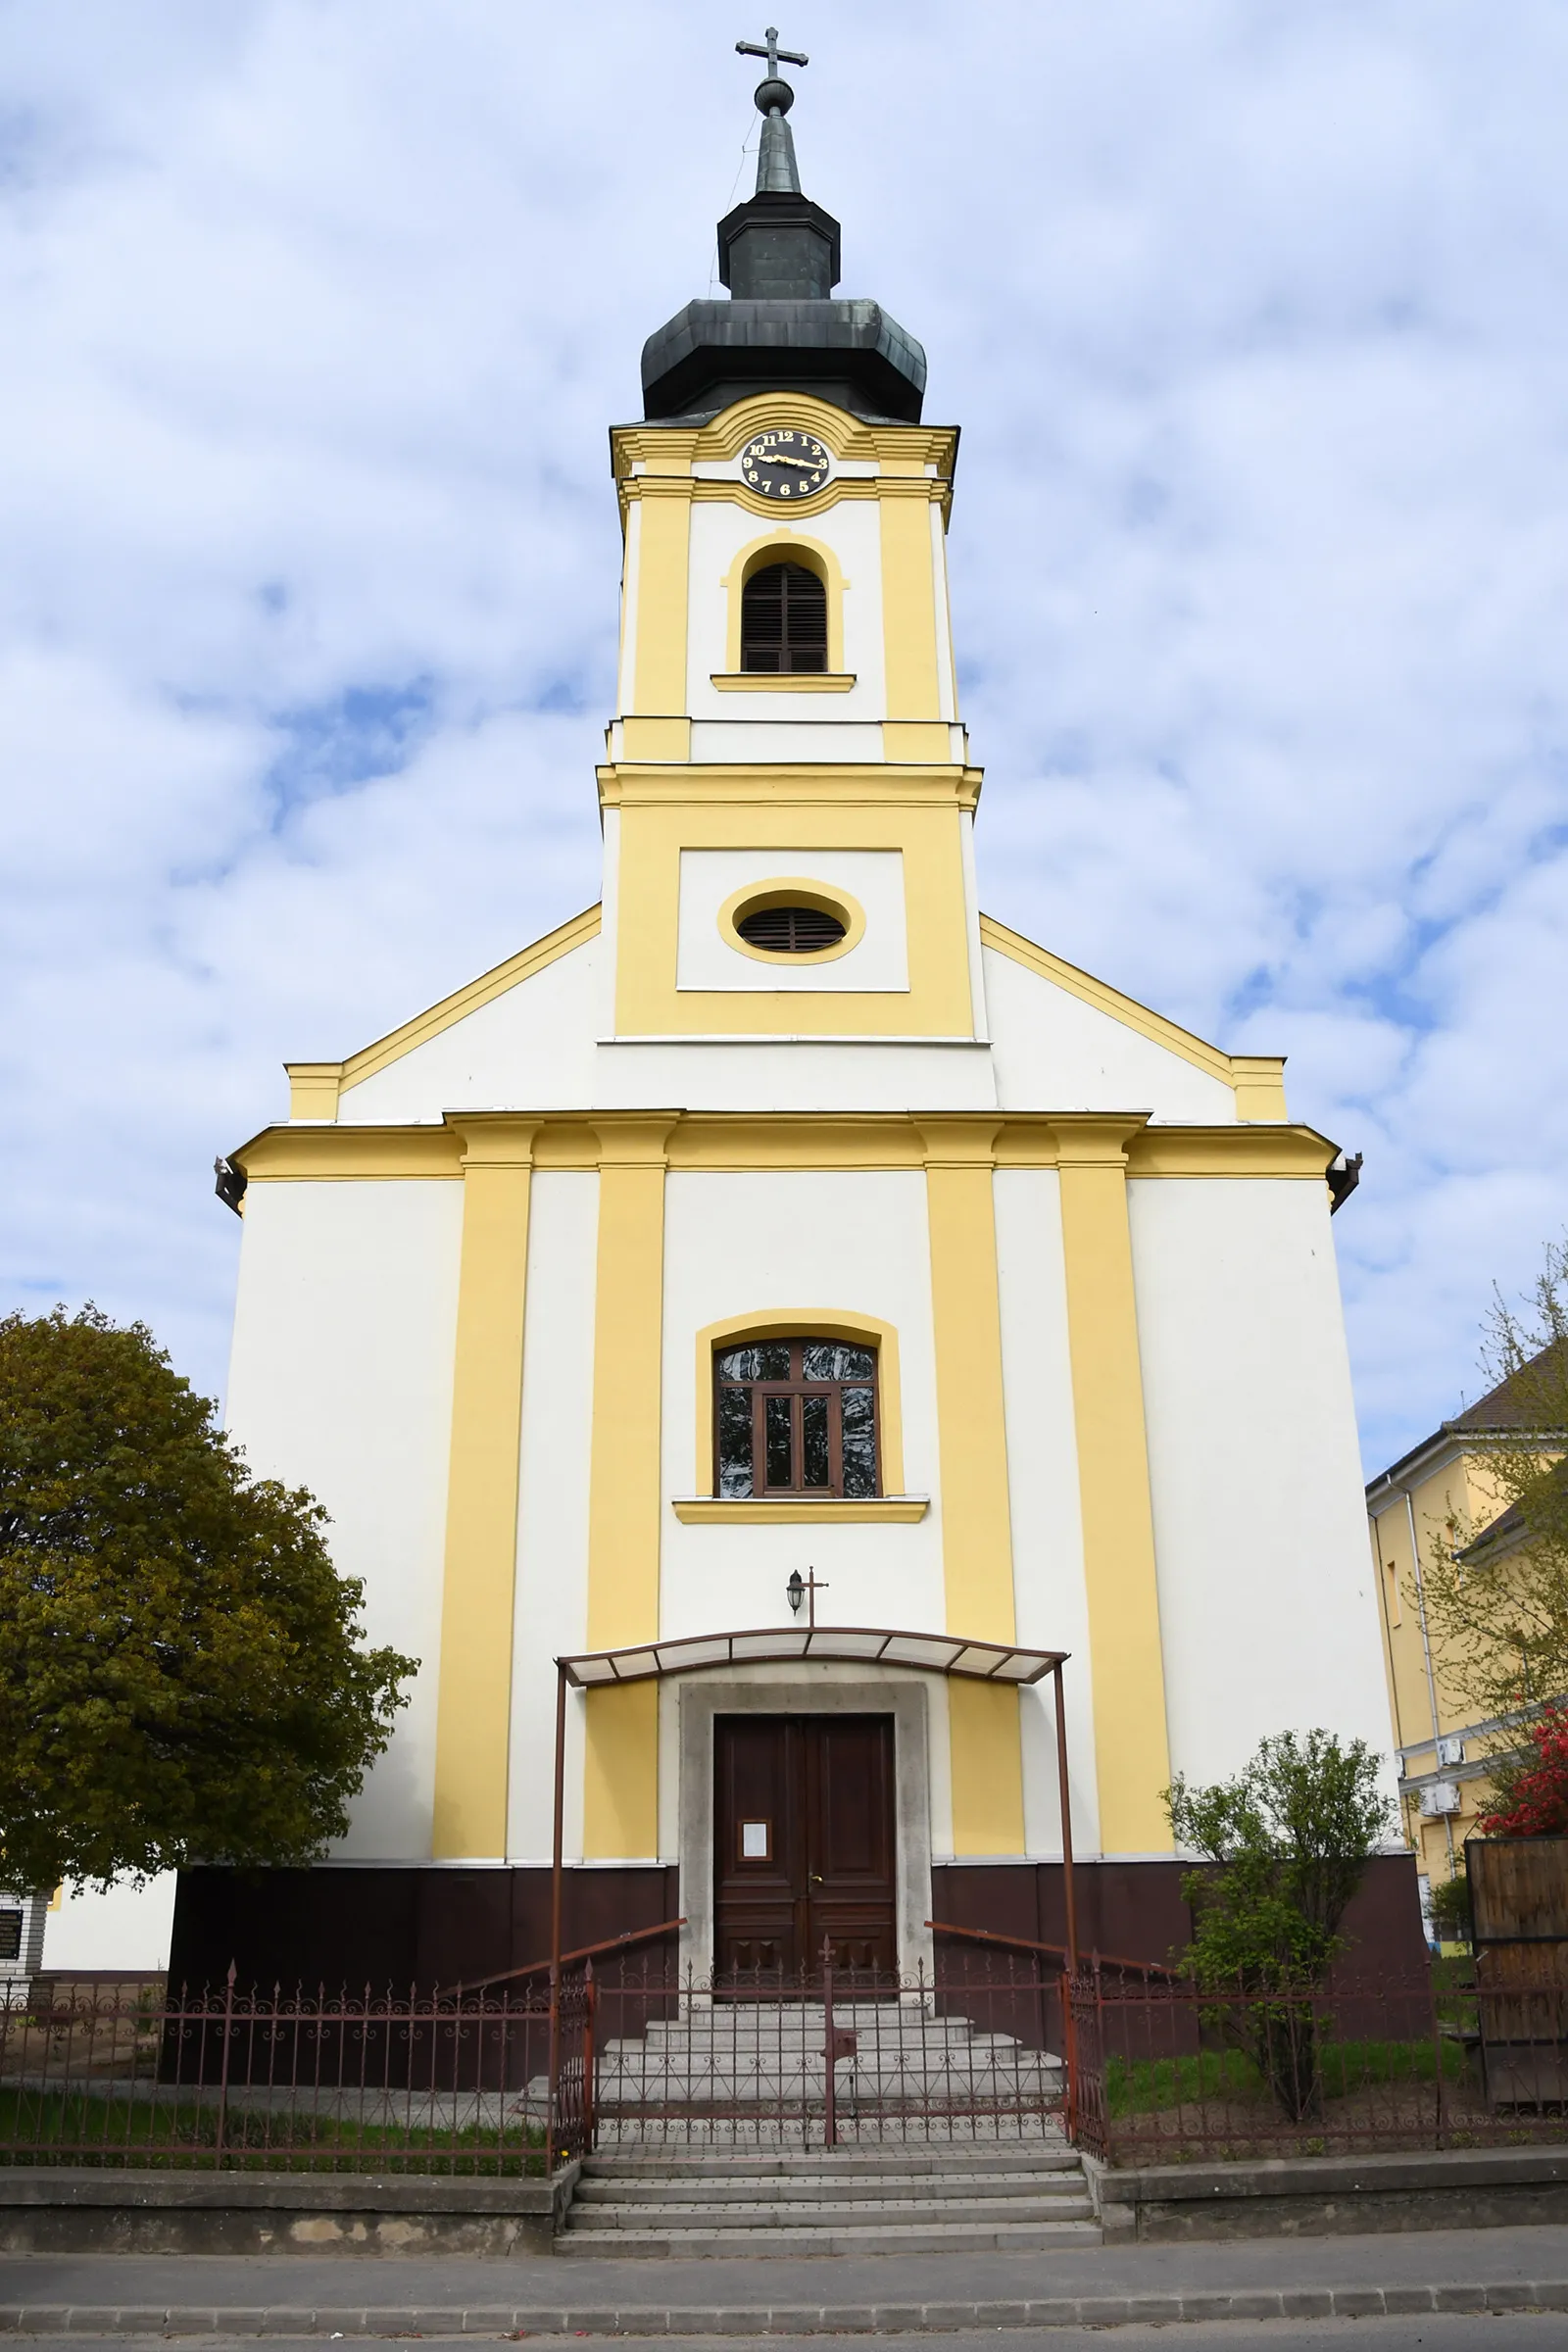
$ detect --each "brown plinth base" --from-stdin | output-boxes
[168,1854,1426,1996]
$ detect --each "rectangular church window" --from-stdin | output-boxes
[713,1338,881,1498]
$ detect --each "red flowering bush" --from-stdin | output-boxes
[1477,1706,1568,1837]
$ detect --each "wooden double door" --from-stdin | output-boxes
[713,1713,897,1978]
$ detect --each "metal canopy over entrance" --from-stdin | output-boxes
[557,1625,1068,1687]
[547,1626,1081,1988]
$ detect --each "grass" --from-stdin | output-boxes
[1106,2034,1467,2119]
[0,2088,548,2174]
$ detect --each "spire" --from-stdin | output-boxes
[756,96,802,196]
[718,28,836,303]
[637,29,928,424]
[737,25,807,195]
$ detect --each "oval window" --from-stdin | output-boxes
[736,903,847,954]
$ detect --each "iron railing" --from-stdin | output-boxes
[1069,1960,1568,2163]
[0,1941,1070,2168]
[0,1970,560,2173]
[576,1942,1066,2151]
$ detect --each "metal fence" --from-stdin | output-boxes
[27,1946,1560,2172]
[0,1946,1067,2168]
[1069,1960,1568,2163]
[0,1971,559,2173]
[575,1942,1066,2151]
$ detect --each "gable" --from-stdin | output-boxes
[980,917,1270,1124]
[289,906,602,1125]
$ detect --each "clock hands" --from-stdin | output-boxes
[750,451,822,471]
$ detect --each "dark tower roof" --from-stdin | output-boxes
[640,41,926,425]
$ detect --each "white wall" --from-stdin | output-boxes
[591,1039,1000,1114]
[993,1169,1102,1858]
[659,1169,946,1642]
[337,937,600,1121]
[225,1179,464,1860]
[1127,1179,1392,1789]
[508,1172,599,1863]
[984,948,1238,1122]
[685,497,887,716]
[43,1877,176,1974]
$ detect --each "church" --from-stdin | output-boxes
[175,48,1400,1991]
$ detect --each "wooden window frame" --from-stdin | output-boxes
[713,1338,881,1500]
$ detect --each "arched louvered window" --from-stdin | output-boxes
[741,561,827,674]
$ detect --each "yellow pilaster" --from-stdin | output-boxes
[431,1117,540,1860]
[629,476,694,720]
[1053,1118,1173,1855]
[918,1118,1024,1855]
[879,481,942,721]
[582,1113,677,1858]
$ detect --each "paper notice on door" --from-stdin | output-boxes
[741,1820,771,1859]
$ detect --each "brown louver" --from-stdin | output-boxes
[740,562,828,672]
[736,903,847,953]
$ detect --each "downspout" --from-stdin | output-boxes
[1403,1484,1456,1877]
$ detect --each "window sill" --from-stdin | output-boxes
[671,1495,929,1524]
[710,672,857,693]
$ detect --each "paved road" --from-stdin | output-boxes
[5,2328,1568,2350]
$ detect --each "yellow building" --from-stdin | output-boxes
[1367,1351,1566,1927]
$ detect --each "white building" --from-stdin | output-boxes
[178,74,1407,1990]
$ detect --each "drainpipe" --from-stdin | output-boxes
[1403,1485,1456,1878]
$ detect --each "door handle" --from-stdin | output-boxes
[809,1873,824,1883]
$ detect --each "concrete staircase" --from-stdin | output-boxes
[549,1996,1090,2252]
[585,1997,1063,2128]
[559,2145,1100,2253]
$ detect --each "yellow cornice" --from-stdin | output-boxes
[611,396,958,532]
[282,906,603,1123]
[597,761,983,812]
[1124,1124,1334,1180]
[611,396,956,472]
[237,1124,465,1181]
[978,914,1289,1119]
[231,1108,1338,1186]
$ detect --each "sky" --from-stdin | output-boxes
[2,0,1566,1477]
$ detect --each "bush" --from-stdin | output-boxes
[1427,1869,1472,1943]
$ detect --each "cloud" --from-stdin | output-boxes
[1,0,1566,1475]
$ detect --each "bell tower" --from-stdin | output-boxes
[600,33,986,1054]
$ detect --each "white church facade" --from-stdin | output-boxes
[177,65,1409,1989]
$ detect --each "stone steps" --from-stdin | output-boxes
[558,2149,1100,2256]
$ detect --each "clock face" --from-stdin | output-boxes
[740,428,831,501]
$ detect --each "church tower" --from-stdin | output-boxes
[192,42,1401,1993]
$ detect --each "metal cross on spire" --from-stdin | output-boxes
[736,25,808,80]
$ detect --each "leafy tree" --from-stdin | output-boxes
[1477,1704,1568,1838]
[1418,1242,1568,1729]
[0,1305,416,1891]
[1163,1731,1396,2122]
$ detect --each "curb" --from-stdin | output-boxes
[1,2282,1567,2332]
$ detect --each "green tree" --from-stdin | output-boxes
[1163,1731,1396,2122]
[0,1305,416,1891]
[1417,1241,1568,1733]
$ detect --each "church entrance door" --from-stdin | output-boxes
[713,1713,897,1979]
